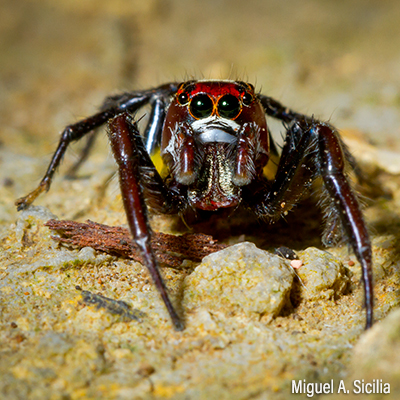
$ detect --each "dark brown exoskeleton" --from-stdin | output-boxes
[16,80,373,331]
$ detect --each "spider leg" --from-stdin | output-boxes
[117,118,183,215]
[63,92,156,179]
[318,125,373,329]
[65,131,97,179]
[259,93,365,181]
[245,118,316,215]
[245,118,373,329]
[66,91,169,178]
[107,112,184,331]
[258,94,306,123]
[15,83,179,210]
[143,94,167,154]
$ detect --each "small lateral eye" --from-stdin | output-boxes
[177,91,189,105]
[217,94,241,119]
[242,92,253,106]
[189,94,213,119]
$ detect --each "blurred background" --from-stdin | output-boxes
[1,0,400,221]
[2,0,400,143]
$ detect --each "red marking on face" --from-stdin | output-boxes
[175,80,256,120]
[178,81,252,99]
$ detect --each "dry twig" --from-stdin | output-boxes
[45,219,227,268]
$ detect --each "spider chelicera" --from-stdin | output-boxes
[16,80,373,331]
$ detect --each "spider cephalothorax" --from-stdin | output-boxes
[161,81,269,212]
[16,79,373,331]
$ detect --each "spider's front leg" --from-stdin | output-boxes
[246,116,373,329]
[107,112,184,331]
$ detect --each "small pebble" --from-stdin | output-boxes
[183,242,293,317]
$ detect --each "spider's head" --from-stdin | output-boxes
[161,80,270,211]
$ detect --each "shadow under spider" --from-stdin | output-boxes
[171,197,324,253]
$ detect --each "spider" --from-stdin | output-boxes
[16,80,373,331]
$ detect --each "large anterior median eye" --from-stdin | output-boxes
[189,94,213,119]
[217,94,241,119]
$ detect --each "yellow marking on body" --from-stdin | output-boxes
[263,153,279,180]
[151,149,167,176]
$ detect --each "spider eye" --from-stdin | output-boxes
[178,91,189,105]
[242,92,253,106]
[189,94,213,119]
[217,94,241,119]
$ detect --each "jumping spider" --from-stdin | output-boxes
[16,80,373,331]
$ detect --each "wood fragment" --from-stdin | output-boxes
[45,219,227,268]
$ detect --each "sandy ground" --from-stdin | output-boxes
[1,0,400,399]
